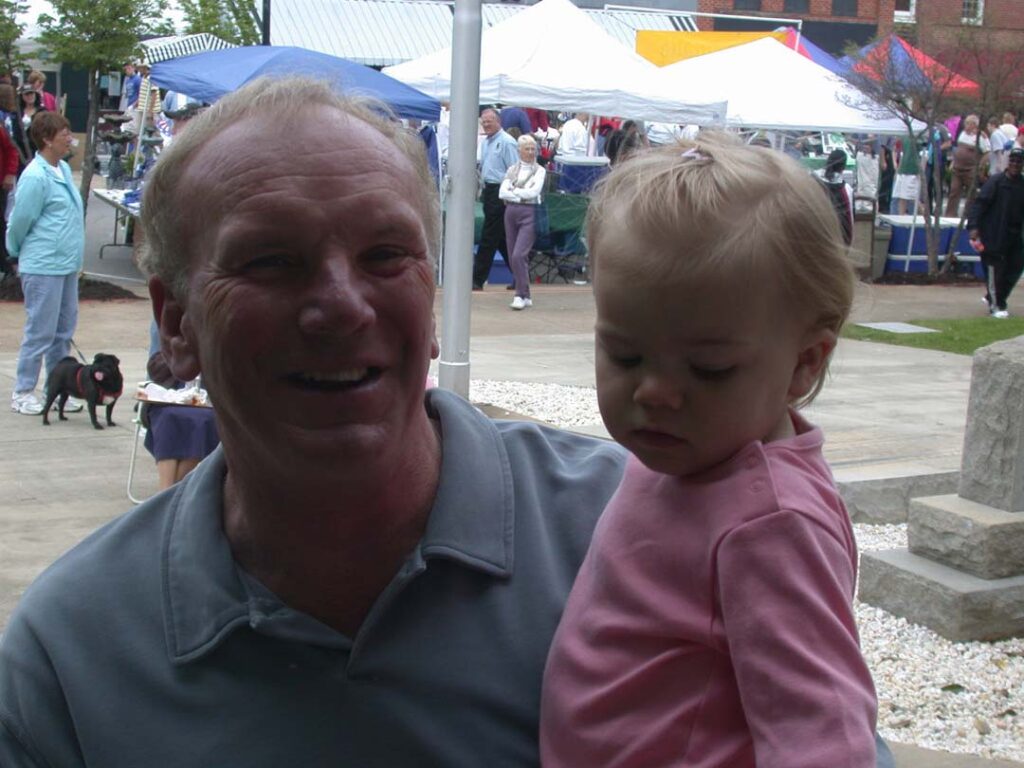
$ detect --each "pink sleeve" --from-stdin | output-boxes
[716,510,877,768]
[43,92,57,112]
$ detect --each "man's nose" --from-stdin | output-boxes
[297,252,375,336]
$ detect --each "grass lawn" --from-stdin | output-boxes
[842,317,1024,355]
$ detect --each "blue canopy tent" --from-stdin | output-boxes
[150,46,441,122]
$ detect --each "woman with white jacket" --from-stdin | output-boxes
[500,134,546,310]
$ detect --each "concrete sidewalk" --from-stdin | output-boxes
[0,278,1020,767]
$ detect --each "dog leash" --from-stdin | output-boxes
[68,339,89,364]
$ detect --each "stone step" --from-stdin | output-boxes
[909,494,1024,579]
[859,549,1024,642]
[837,470,959,524]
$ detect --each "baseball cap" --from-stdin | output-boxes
[1009,147,1024,162]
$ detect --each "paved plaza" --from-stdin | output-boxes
[0,190,1021,765]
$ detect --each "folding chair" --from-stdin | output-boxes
[126,402,151,504]
[529,195,589,285]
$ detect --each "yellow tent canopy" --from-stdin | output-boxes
[636,30,788,67]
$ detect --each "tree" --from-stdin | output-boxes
[841,33,976,275]
[938,29,1024,266]
[179,0,260,45]
[36,0,170,215]
[0,0,28,79]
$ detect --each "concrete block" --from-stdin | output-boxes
[908,494,1024,579]
[838,471,959,524]
[858,549,1024,642]
[958,338,1024,513]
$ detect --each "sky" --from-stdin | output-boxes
[19,0,186,37]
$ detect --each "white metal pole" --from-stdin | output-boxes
[437,0,482,398]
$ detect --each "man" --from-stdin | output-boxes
[924,123,951,215]
[999,112,1018,145]
[499,105,532,138]
[945,114,989,218]
[472,107,518,290]
[968,146,1024,319]
[645,121,684,147]
[122,61,142,111]
[0,76,625,765]
[556,111,588,157]
[987,116,1010,176]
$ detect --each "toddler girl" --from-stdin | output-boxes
[540,136,878,767]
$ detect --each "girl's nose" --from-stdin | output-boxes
[633,372,683,411]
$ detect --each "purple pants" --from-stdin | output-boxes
[504,203,536,299]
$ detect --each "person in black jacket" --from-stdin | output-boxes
[967,146,1024,318]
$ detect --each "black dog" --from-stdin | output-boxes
[42,354,124,430]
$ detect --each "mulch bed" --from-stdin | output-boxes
[868,270,983,286]
[0,274,144,302]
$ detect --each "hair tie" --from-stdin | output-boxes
[680,147,710,163]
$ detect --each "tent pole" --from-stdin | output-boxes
[438,0,482,399]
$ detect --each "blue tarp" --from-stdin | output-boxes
[151,46,441,122]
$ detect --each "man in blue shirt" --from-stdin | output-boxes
[473,107,519,290]
[122,61,142,111]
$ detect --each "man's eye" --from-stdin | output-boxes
[690,365,735,382]
[242,253,294,271]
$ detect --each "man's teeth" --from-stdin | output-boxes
[301,369,369,384]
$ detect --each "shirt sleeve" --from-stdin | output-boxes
[716,509,877,768]
[5,171,46,259]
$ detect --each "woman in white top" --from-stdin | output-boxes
[500,134,546,310]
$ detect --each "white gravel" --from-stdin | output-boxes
[471,380,1024,763]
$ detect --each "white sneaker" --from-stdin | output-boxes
[58,396,84,413]
[11,391,44,415]
[510,296,532,310]
[992,309,1010,319]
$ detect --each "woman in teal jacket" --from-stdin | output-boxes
[8,111,85,415]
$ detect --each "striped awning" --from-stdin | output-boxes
[142,33,236,65]
[271,0,697,67]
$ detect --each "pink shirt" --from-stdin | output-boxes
[541,412,877,768]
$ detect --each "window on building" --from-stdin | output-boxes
[832,0,857,16]
[784,0,809,12]
[894,0,916,22]
[962,0,984,24]
[734,0,762,10]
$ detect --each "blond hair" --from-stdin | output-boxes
[138,76,440,299]
[587,133,853,406]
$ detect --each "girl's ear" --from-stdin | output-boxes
[788,327,837,401]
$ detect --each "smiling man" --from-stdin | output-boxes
[0,77,626,766]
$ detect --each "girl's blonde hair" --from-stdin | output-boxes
[587,132,854,406]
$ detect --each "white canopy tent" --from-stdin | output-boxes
[660,37,916,135]
[383,0,725,125]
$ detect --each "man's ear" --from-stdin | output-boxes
[430,312,440,360]
[788,327,837,401]
[149,276,201,382]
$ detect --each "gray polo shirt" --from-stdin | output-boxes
[0,389,625,767]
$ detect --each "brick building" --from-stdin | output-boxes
[899,0,1024,62]
[693,0,893,52]
[692,0,1024,62]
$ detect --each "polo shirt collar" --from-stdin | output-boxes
[162,388,515,664]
